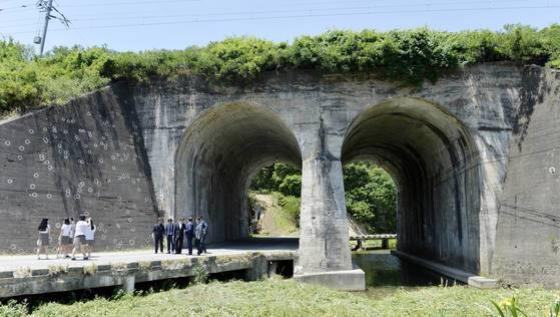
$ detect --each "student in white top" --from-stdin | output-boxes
[71,215,89,260]
[69,217,75,244]
[85,217,96,259]
[37,218,50,260]
[57,218,72,258]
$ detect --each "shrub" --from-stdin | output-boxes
[2,24,560,116]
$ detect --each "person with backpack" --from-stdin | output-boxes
[195,216,208,256]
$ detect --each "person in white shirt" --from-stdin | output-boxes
[57,218,73,258]
[71,215,89,260]
[36,218,50,260]
[85,217,96,259]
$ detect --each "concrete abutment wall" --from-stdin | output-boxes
[1,64,559,287]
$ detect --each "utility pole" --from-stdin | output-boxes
[39,0,54,56]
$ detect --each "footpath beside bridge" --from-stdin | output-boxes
[0,239,297,298]
[1,64,560,289]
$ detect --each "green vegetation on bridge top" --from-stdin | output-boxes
[1,24,560,115]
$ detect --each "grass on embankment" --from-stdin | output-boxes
[2,279,560,317]
[251,193,299,237]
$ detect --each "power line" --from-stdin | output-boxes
[1,0,548,25]
[1,0,538,28]
[4,3,560,35]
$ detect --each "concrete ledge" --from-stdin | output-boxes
[391,250,498,289]
[293,269,366,291]
[0,251,296,298]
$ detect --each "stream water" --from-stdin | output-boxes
[352,250,458,297]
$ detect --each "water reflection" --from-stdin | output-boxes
[353,250,458,288]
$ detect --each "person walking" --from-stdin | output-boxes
[69,217,75,246]
[71,215,89,260]
[165,218,175,254]
[36,218,50,260]
[152,218,165,254]
[174,218,185,254]
[195,216,208,256]
[185,217,194,255]
[57,218,72,258]
[85,218,96,259]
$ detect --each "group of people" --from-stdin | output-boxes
[152,216,208,256]
[36,214,208,261]
[36,215,96,260]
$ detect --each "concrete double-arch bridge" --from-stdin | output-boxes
[0,64,559,288]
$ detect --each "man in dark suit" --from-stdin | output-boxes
[152,218,165,254]
[185,217,195,255]
[174,218,185,254]
[165,218,175,254]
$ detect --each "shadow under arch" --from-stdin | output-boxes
[341,97,482,273]
[175,102,302,243]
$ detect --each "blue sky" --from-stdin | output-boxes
[1,0,559,52]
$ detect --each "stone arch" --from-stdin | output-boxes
[174,102,302,243]
[341,97,482,273]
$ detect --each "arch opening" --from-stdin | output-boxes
[248,162,301,238]
[175,103,302,244]
[342,98,481,273]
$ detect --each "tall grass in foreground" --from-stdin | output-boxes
[2,279,560,316]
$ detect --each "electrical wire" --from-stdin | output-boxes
[3,3,560,35]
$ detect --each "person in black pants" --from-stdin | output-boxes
[165,218,175,254]
[174,218,185,254]
[152,218,165,254]
[185,217,194,255]
[195,216,208,256]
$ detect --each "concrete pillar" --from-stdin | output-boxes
[119,275,135,292]
[297,158,352,272]
[293,125,366,290]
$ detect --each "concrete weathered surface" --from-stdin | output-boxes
[0,239,296,298]
[1,63,560,287]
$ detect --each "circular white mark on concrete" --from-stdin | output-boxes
[29,184,36,190]
[24,139,30,145]
[33,173,39,178]
[55,223,61,229]
[46,193,52,199]
[18,146,24,151]
[28,129,34,134]
[4,140,10,146]
[31,192,37,198]
[549,167,556,175]
[17,155,22,161]
[7,178,13,184]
